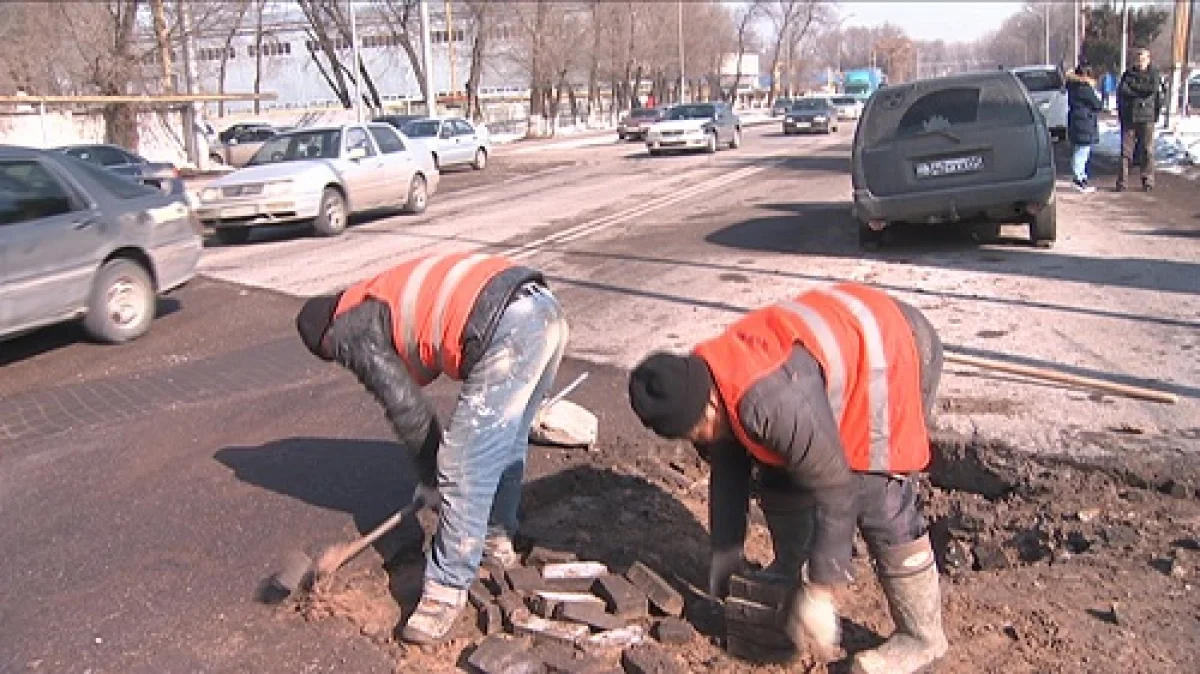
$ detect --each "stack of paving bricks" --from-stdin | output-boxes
[722,574,798,664]
[465,546,696,674]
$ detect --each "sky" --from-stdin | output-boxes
[841,1,1026,43]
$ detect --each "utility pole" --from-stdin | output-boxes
[446,0,457,96]
[178,0,200,168]
[420,0,437,116]
[1074,0,1080,66]
[678,0,686,104]
[1044,2,1051,64]
[1120,0,1129,76]
[1167,0,1191,127]
[349,0,363,122]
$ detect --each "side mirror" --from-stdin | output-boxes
[347,146,367,160]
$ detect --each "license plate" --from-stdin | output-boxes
[915,155,984,178]
[221,204,256,218]
[795,121,811,128]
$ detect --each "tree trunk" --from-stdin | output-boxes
[528,0,549,133]
[216,0,251,117]
[465,2,488,122]
[150,0,175,94]
[253,0,265,114]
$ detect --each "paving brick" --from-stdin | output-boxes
[623,562,683,617]
[651,618,695,645]
[591,575,648,619]
[532,591,606,618]
[543,576,599,593]
[554,602,626,631]
[467,634,541,674]
[728,574,791,607]
[481,560,508,595]
[507,565,546,594]
[470,578,496,610]
[509,607,590,646]
[497,591,527,625]
[532,642,617,674]
[542,561,608,579]
[577,625,645,658]
[478,601,505,636]
[724,595,781,627]
[527,546,578,566]
[620,642,687,674]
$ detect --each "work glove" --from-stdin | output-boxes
[785,581,840,662]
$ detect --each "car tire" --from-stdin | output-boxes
[312,187,348,237]
[471,148,487,170]
[729,128,741,149]
[82,258,155,344]
[215,226,251,245]
[618,132,626,140]
[706,132,718,153]
[783,128,793,136]
[1031,199,1056,247]
[858,219,885,250]
[404,174,428,214]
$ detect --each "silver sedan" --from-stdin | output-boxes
[197,123,440,244]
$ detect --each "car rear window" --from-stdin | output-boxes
[862,79,1035,146]
[66,157,160,199]
[1014,69,1064,92]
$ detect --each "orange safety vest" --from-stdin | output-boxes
[334,252,515,384]
[694,283,930,474]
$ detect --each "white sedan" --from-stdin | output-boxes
[196,123,439,244]
[400,117,490,171]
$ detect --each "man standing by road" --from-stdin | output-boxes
[628,282,947,673]
[1116,47,1164,192]
[295,251,569,644]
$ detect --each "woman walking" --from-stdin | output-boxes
[1067,65,1103,193]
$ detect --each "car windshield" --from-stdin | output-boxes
[402,120,441,138]
[247,129,342,165]
[791,99,829,111]
[630,108,659,119]
[1014,69,1064,92]
[832,97,857,105]
[666,104,716,120]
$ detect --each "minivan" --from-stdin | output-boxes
[1010,65,1068,142]
[851,70,1057,248]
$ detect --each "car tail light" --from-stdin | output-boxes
[868,219,887,231]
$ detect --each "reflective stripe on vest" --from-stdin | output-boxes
[334,251,514,384]
[695,283,929,474]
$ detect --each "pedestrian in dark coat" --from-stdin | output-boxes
[1067,65,1103,192]
[1116,47,1164,191]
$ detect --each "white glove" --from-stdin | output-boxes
[786,583,840,661]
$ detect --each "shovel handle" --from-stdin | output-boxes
[319,495,426,576]
[945,352,1178,405]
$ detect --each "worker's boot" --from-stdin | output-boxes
[851,535,948,674]
[400,579,467,645]
[754,487,814,584]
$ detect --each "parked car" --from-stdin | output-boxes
[218,122,277,145]
[783,97,840,134]
[644,102,741,155]
[374,114,425,131]
[617,107,667,140]
[399,117,490,171]
[770,98,794,117]
[0,145,202,343]
[831,95,865,120]
[1010,65,1068,142]
[851,70,1056,248]
[56,144,180,193]
[210,125,282,168]
[196,123,439,244]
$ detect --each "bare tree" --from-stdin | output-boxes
[728,1,764,100]
[764,0,826,101]
[462,0,490,121]
[373,0,432,107]
[297,0,385,111]
[216,1,252,117]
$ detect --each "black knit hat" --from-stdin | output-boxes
[295,293,342,360]
[628,352,714,439]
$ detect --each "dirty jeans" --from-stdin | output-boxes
[1118,121,1156,187]
[426,284,568,591]
[1072,143,1093,183]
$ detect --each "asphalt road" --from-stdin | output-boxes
[2,121,1197,673]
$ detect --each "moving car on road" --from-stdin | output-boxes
[0,145,202,343]
[831,95,865,120]
[400,117,489,171]
[783,97,840,134]
[644,102,741,155]
[770,98,794,116]
[617,107,666,140]
[851,70,1056,248]
[1010,65,1068,142]
[196,123,438,244]
[57,143,180,193]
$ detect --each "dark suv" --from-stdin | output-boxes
[851,71,1056,248]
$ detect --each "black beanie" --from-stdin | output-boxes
[628,352,714,439]
[295,293,342,360]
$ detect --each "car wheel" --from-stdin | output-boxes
[312,187,348,237]
[215,226,251,245]
[729,128,741,149]
[783,128,793,136]
[472,148,487,170]
[618,132,626,140]
[82,258,155,344]
[1031,199,1056,248]
[706,132,718,153]
[858,220,885,250]
[404,174,428,214]
[648,148,661,157]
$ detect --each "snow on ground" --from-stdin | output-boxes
[1094,115,1200,173]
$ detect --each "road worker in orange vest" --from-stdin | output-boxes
[628,282,946,674]
[295,252,569,644]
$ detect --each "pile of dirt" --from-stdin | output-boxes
[271,431,1199,673]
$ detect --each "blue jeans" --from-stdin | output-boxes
[427,285,568,590]
[1072,143,1093,183]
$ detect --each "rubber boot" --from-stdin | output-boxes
[754,487,815,584]
[851,535,948,674]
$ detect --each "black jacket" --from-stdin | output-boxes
[322,266,543,485]
[1067,74,1103,145]
[705,300,943,587]
[1117,66,1164,125]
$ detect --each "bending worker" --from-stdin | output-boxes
[295,251,569,644]
[628,281,946,673]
